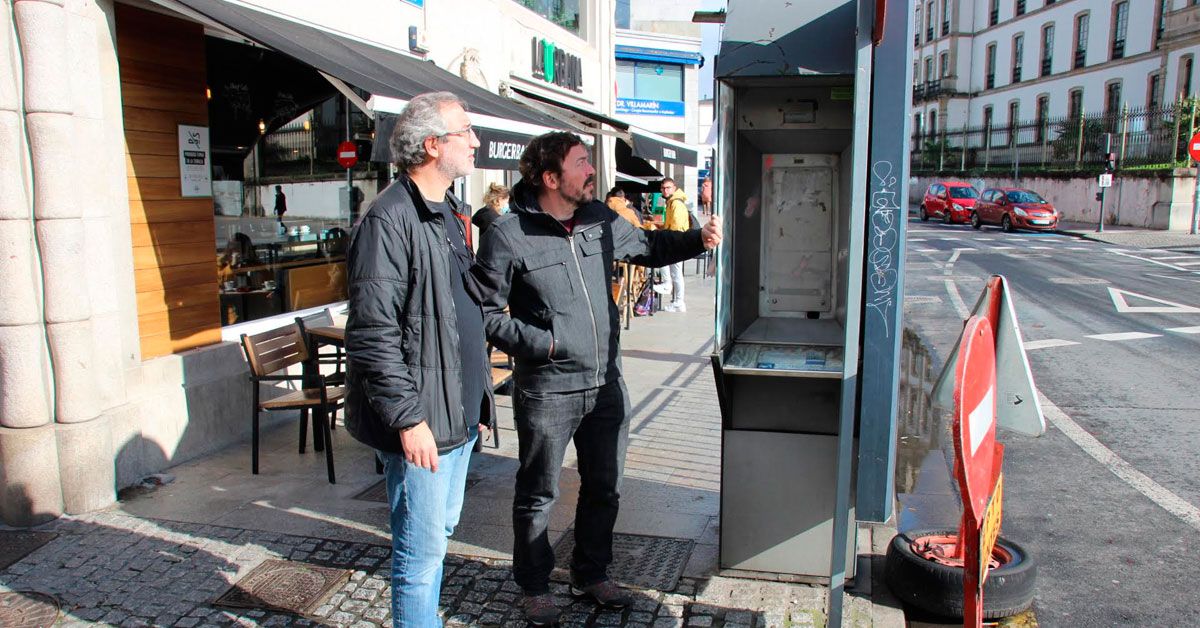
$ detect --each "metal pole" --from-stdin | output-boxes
[939,129,946,171]
[1097,133,1111,233]
[1192,164,1200,235]
[1119,103,1129,164]
[1171,97,1183,164]
[960,126,967,172]
[345,96,353,192]
[1188,99,1197,163]
[1075,107,1086,168]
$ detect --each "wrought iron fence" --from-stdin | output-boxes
[911,99,1200,174]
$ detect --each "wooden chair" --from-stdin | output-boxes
[295,308,345,386]
[241,323,344,484]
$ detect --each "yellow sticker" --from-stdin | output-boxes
[979,474,1004,584]
[831,87,853,101]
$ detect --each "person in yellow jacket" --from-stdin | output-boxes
[659,178,690,312]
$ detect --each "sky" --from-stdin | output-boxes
[697,0,725,100]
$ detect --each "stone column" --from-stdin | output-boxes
[13,0,114,520]
[0,0,63,526]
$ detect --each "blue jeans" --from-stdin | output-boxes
[379,427,477,628]
[512,380,631,594]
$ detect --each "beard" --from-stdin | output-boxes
[563,175,596,207]
[436,153,474,181]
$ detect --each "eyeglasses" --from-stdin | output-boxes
[439,125,475,139]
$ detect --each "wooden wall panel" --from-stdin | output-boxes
[117,4,219,359]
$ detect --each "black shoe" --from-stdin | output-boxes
[520,592,561,626]
[570,579,631,608]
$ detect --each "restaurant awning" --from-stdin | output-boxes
[168,0,563,130]
[629,128,699,167]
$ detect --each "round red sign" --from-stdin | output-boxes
[1189,132,1200,163]
[337,140,358,169]
[953,315,998,528]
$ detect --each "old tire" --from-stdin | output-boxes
[884,528,1037,620]
[971,212,982,230]
[919,205,929,221]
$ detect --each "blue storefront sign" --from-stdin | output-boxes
[616,98,685,117]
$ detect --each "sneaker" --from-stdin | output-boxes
[520,593,561,626]
[663,302,686,313]
[570,579,631,608]
[652,282,671,294]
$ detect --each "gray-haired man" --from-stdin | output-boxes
[344,91,492,627]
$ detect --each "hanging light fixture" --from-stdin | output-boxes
[257,119,266,134]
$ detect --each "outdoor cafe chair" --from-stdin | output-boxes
[295,307,346,387]
[240,323,343,483]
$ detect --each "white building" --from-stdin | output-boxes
[912,0,1200,136]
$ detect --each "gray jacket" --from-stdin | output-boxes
[472,180,705,392]
[344,176,495,454]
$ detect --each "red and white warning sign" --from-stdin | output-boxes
[337,140,358,169]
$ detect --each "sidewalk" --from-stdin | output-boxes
[1057,220,1200,249]
[0,273,904,628]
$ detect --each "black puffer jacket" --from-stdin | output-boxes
[472,180,705,393]
[344,176,495,454]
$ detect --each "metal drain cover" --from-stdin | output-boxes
[0,532,57,570]
[214,559,350,615]
[553,532,694,591]
[0,592,60,628]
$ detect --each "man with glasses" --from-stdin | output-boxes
[344,91,492,627]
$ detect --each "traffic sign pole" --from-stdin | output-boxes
[1096,133,1111,233]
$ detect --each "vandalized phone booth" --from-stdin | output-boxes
[711,0,912,619]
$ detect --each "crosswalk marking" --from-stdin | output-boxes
[1028,246,1053,250]
[989,246,1016,250]
[1023,338,1081,350]
[1085,331,1162,342]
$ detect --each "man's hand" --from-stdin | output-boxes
[701,214,723,250]
[400,421,439,472]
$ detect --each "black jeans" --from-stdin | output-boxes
[511,379,631,594]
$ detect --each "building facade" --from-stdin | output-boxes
[912,0,1200,136]
[0,0,616,526]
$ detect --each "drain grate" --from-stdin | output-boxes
[214,559,350,616]
[0,592,60,628]
[354,474,485,503]
[0,532,57,570]
[552,532,694,592]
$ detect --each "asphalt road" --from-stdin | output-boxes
[899,214,1200,627]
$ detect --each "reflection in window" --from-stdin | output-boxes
[513,0,580,34]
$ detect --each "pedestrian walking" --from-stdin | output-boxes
[273,185,287,227]
[343,91,492,628]
[471,131,722,626]
[659,177,690,312]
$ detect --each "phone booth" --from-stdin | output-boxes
[710,0,912,601]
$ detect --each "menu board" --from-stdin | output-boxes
[726,342,843,374]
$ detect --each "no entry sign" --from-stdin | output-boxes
[1189,132,1200,163]
[955,316,997,526]
[337,141,358,169]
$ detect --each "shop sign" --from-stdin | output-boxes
[177,124,211,198]
[616,98,685,117]
[531,38,583,93]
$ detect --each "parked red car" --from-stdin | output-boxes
[920,182,979,224]
[972,187,1059,232]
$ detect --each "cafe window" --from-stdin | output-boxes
[512,0,580,34]
[616,59,684,102]
[213,92,368,327]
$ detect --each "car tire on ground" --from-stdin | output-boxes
[920,205,929,221]
[971,212,982,230]
[943,209,952,224]
[884,528,1037,620]
[1002,214,1014,233]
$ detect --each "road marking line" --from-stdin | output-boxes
[1166,325,1200,334]
[1146,255,1194,260]
[1109,250,1198,273]
[1146,273,1200,284]
[940,237,963,240]
[1174,260,1200,266]
[989,246,1016,250]
[913,248,937,253]
[1108,287,1200,313]
[1040,394,1200,533]
[1027,246,1054,250]
[1085,331,1163,341]
[1023,338,1080,350]
[1048,277,1108,284]
[1067,247,1091,251]
[909,238,928,242]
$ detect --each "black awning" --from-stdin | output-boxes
[510,86,629,133]
[615,139,663,180]
[630,130,699,167]
[371,113,533,170]
[173,0,561,129]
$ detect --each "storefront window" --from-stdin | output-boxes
[212,91,372,327]
[513,0,580,34]
[616,60,684,101]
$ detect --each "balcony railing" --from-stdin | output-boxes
[989,9,999,25]
[942,20,950,36]
[1041,57,1052,76]
[914,32,921,47]
[1012,66,1022,83]
[1074,49,1086,69]
[1111,38,1126,59]
[926,26,934,41]
[911,77,962,103]
[986,73,995,89]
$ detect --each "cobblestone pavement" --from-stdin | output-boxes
[0,512,858,627]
